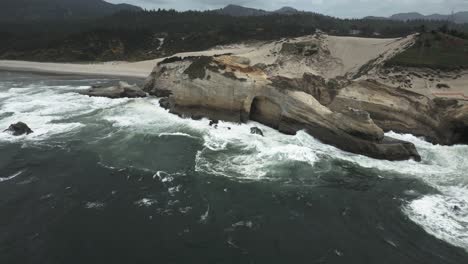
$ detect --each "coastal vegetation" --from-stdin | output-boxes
[386,30,468,69]
[1,9,468,62]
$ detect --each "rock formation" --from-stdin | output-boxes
[329,80,468,145]
[141,33,468,160]
[81,81,146,99]
[4,122,33,136]
[144,55,421,161]
[250,127,264,136]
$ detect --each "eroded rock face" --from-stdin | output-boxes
[269,73,343,106]
[81,82,147,99]
[4,122,33,136]
[443,104,468,144]
[329,80,468,145]
[144,55,421,161]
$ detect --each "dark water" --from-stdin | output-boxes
[0,71,467,264]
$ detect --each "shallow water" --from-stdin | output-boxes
[0,71,467,264]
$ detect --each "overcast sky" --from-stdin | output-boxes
[107,0,468,18]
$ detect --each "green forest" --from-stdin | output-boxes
[386,29,468,69]
[1,9,468,62]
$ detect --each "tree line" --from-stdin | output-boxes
[1,9,467,61]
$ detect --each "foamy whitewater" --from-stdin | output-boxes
[0,72,467,262]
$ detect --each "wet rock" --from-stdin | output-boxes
[4,122,33,136]
[209,120,219,128]
[151,89,172,98]
[159,98,171,110]
[81,81,147,99]
[250,127,264,136]
[381,137,421,162]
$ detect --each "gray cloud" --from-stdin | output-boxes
[107,0,468,18]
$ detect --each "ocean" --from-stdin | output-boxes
[0,71,467,264]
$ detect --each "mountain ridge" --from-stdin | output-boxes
[216,5,468,23]
[215,4,301,16]
[0,0,142,21]
[365,11,468,24]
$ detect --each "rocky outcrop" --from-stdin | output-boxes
[269,73,344,106]
[329,80,468,145]
[144,55,422,161]
[4,122,33,136]
[81,81,147,99]
[250,127,264,136]
[280,42,319,57]
[442,104,468,144]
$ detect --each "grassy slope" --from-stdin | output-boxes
[386,32,468,70]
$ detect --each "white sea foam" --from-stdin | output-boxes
[0,170,24,183]
[364,132,468,252]
[158,132,199,139]
[194,124,468,250]
[403,187,468,251]
[85,201,106,209]
[1,80,467,251]
[0,83,128,143]
[135,198,158,207]
[192,122,320,180]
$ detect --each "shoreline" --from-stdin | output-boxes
[0,47,250,79]
[0,60,159,78]
[0,46,260,79]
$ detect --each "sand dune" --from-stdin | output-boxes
[0,34,413,79]
[1,34,465,101]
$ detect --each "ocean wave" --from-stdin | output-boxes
[0,170,24,183]
[403,186,468,251]
[0,83,128,143]
[1,79,467,251]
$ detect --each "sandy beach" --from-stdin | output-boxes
[0,60,159,78]
[0,46,255,78]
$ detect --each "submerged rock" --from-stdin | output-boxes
[250,127,264,136]
[209,120,219,127]
[143,55,422,161]
[4,122,33,136]
[81,81,147,99]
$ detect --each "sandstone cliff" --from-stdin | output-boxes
[329,80,468,145]
[142,34,468,161]
[144,55,420,161]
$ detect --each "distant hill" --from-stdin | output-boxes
[390,12,426,21]
[216,4,269,16]
[273,7,300,15]
[366,11,468,24]
[215,4,300,17]
[0,0,142,21]
[363,16,389,20]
